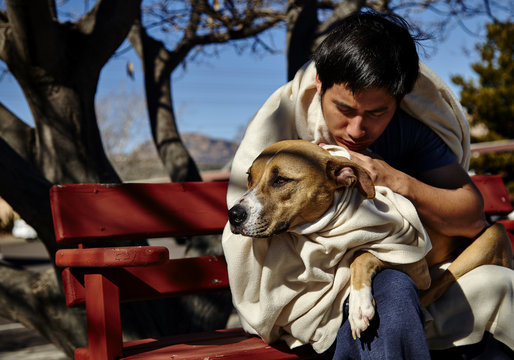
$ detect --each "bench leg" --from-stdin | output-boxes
[84,274,123,360]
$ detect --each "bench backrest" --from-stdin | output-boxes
[471,175,513,218]
[50,181,229,245]
[50,176,512,246]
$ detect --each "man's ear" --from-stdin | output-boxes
[315,73,322,95]
[328,159,375,199]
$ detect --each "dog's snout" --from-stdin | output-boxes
[228,204,248,227]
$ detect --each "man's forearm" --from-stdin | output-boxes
[397,173,486,238]
[348,152,486,238]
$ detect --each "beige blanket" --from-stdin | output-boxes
[223,144,430,352]
[222,61,514,352]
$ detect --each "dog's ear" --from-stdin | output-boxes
[328,159,375,199]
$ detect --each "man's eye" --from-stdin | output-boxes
[338,107,355,116]
[369,111,386,118]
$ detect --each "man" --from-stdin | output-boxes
[222,11,514,359]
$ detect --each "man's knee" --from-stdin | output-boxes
[373,269,419,300]
[372,269,423,326]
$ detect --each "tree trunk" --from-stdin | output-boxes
[316,0,366,38]
[124,18,233,341]
[0,0,140,355]
[0,103,35,162]
[285,0,366,80]
[0,0,138,183]
[0,137,86,357]
[15,79,120,184]
[128,20,202,182]
[286,0,319,81]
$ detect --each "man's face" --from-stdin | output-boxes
[316,75,398,153]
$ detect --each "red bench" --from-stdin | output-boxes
[472,175,514,247]
[50,175,514,360]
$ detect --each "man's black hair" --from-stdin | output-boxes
[313,11,420,101]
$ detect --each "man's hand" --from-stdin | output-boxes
[347,150,408,195]
[348,149,486,238]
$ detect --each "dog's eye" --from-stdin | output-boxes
[273,176,292,187]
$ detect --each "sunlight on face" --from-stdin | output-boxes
[316,75,397,153]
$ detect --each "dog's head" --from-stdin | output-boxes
[228,140,375,238]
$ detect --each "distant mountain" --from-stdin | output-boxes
[109,134,238,181]
[182,133,238,168]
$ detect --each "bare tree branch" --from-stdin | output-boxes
[76,0,142,69]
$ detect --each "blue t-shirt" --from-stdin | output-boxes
[369,109,457,177]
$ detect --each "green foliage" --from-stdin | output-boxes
[452,21,514,194]
[452,21,514,138]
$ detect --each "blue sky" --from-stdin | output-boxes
[0,13,489,146]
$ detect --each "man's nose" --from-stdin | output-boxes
[347,116,366,139]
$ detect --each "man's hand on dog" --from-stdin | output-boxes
[346,150,407,195]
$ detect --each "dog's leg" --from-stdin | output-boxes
[349,252,384,339]
[420,223,513,307]
[349,252,430,339]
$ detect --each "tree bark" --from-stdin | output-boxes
[125,17,234,341]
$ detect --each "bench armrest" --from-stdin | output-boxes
[56,246,169,267]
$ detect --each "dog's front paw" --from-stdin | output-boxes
[348,285,375,339]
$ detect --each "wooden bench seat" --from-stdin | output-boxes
[50,175,514,360]
[75,328,319,360]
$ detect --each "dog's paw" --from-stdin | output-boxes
[348,285,375,339]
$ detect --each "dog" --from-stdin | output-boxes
[228,139,513,339]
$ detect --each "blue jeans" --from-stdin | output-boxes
[321,269,514,360]
[322,269,430,360]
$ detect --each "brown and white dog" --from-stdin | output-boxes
[228,139,513,339]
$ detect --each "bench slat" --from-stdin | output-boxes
[61,256,230,307]
[56,246,170,267]
[50,182,229,245]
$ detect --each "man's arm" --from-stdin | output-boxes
[349,152,487,239]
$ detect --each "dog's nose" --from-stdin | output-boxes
[228,204,247,226]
